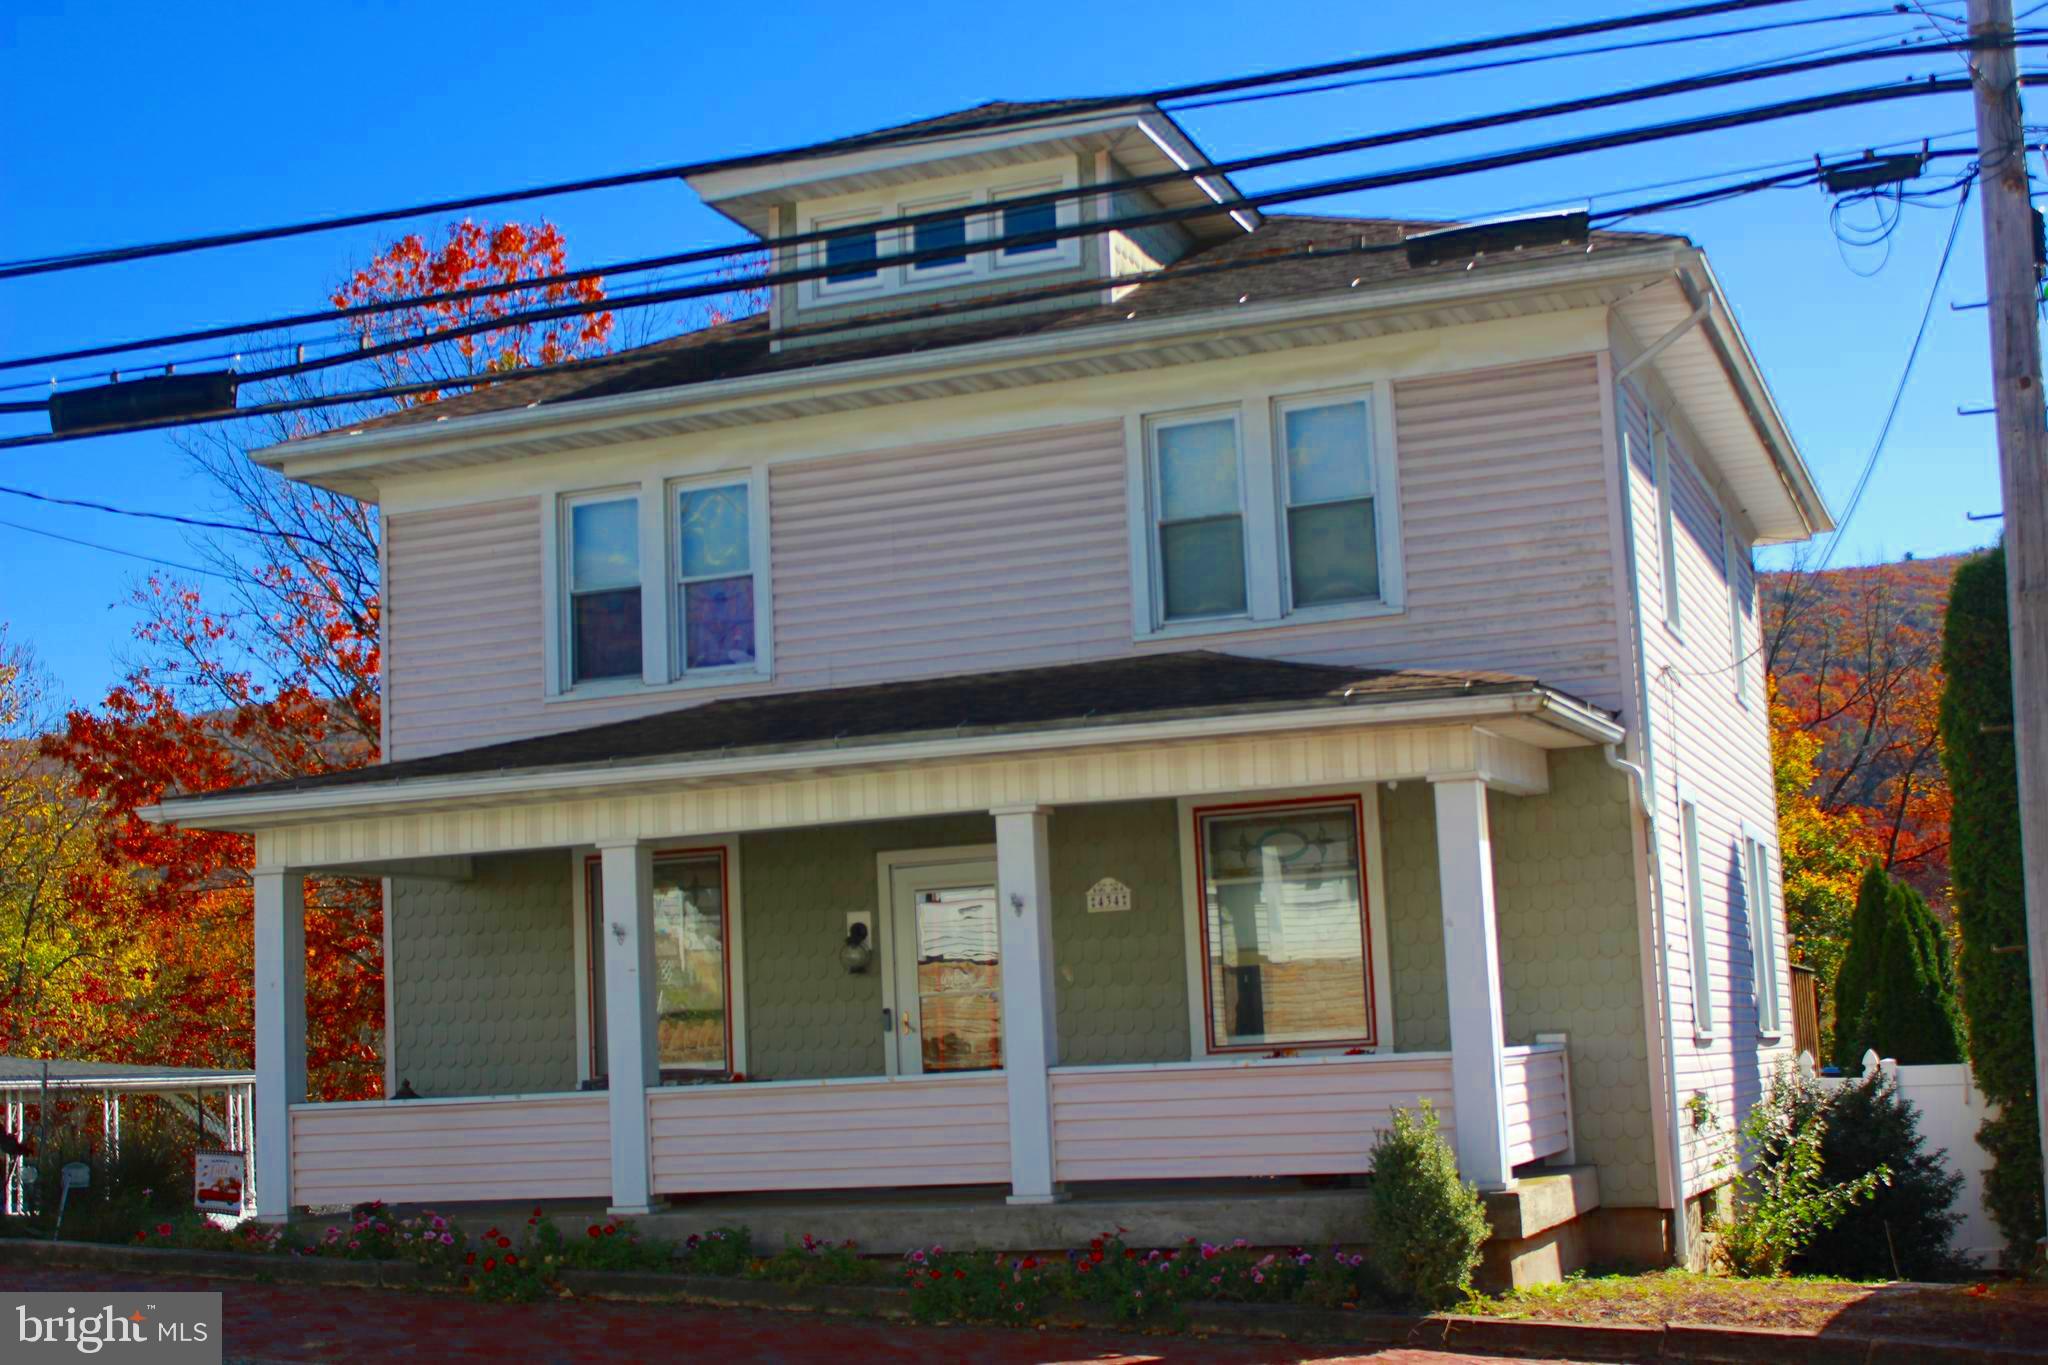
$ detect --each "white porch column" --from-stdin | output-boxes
[993,804,1062,1204]
[597,840,658,1215]
[1431,778,1513,1192]
[252,865,306,1222]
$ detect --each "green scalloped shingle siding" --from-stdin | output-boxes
[389,850,578,1098]
[1049,800,1189,1065]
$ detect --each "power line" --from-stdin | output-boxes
[1819,175,1976,568]
[0,515,272,588]
[0,0,1860,281]
[0,145,1977,451]
[0,483,337,546]
[5,37,2022,381]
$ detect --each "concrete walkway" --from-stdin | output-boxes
[12,1267,1598,1363]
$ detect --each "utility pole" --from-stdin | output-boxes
[1968,0,2048,1245]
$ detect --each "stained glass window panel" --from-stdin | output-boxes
[572,588,640,681]
[1287,500,1379,606]
[1156,419,1240,521]
[678,485,750,580]
[1161,518,1247,620]
[1200,803,1370,1048]
[1284,400,1373,504]
[684,578,755,670]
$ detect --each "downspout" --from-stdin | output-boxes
[1608,365,1693,1272]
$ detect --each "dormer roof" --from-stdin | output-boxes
[685,98,1257,241]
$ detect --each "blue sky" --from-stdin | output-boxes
[0,0,2011,707]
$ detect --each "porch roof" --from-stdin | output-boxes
[149,651,1620,833]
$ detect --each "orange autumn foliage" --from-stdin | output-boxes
[31,221,613,1098]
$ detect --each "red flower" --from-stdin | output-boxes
[603,1224,617,1236]
[483,1257,497,1272]
[953,1269,966,1280]
[496,1236,511,1249]
[506,1254,519,1267]
[1089,1237,1104,1252]
[587,1226,602,1238]
[531,1206,543,1217]
[1088,1251,1103,1264]
[928,1269,942,1281]
[1020,1256,1038,1269]
[465,1252,476,1266]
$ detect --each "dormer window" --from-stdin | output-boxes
[795,157,1082,307]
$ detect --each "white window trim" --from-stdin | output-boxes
[1676,785,1715,1042]
[1725,528,1751,709]
[986,175,1082,274]
[551,485,646,697]
[1140,405,1252,631]
[794,157,1083,308]
[1273,386,1397,617]
[1126,379,1405,641]
[666,468,774,686]
[1654,422,1683,640]
[572,835,750,1084]
[808,208,888,304]
[545,475,773,703]
[1740,822,1784,1040]
[1175,785,1394,1058]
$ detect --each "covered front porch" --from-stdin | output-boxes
[156,655,1639,1233]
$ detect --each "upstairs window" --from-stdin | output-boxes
[1279,393,1381,609]
[1679,796,1714,1037]
[906,196,971,278]
[996,190,1059,261]
[674,481,756,673]
[1725,531,1751,707]
[565,492,641,685]
[1654,423,1683,636]
[1148,411,1247,624]
[818,215,881,295]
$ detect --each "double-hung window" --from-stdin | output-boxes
[564,492,642,685]
[1743,832,1782,1035]
[1679,796,1714,1037]
[673,480,757,674]
[1278,393,1382,609]
[1725,531,1751,707]
[1194,796,1375,1051]
[1147,411,1248,624]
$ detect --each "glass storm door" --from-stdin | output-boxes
[887,859,1003,1076]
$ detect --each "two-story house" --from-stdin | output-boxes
[149,98,1830,1276]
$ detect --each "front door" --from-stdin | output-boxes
[886,857,1003,1076]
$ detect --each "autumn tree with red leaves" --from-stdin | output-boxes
[27,220,615,1098]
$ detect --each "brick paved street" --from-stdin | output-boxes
[11,1268,1598,1363]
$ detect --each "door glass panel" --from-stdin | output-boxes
[912,884,1001,1072]
[652,853,728,1072]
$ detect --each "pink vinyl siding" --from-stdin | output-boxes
[1047,1053,1455,1181]
[1502,1044,1573,1169]
[646,1073,1009,1194]
[1618,380,1790,1196]
[289,1093,611,1206]
[380,356,1626,760]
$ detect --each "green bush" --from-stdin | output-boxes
[1836,869,1963,1068]
[1366,1101,1490,1308]
[900,1244,1057,1325]
[1784,1068,1963,1280]
[677,1225,752,1276]
[1938,545,2044,1264]
[1720,1064,1888,1278]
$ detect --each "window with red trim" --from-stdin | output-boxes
[585,848,733,1078]
[1194,796,1375,1051]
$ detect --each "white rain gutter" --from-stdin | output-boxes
[145,687,1623,831]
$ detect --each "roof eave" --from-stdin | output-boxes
[252,240,1691,486]
[144,685,1623,833]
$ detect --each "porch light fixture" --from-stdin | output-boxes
[839,920,873,975]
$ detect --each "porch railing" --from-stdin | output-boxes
[289,1092,611,1208]
[1046,1052,1458,1183]
[647,1072,1009,1196]
[1501,1038,1574,1169]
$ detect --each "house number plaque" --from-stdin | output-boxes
[1084,877,1132,913]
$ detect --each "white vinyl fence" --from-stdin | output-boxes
[1802,1051,2002,1268]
